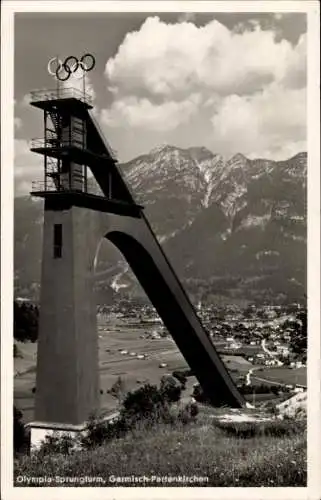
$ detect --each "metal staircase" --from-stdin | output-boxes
[49,109,61,133]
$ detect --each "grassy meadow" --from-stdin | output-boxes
[15,410,306,487]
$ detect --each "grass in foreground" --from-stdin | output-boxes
[15,416,306,487]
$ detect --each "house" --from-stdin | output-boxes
[276,345,289,355]
[265,359,278,366]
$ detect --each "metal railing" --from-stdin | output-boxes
[31,178,88,193]
[30,87,93,105]
[31,180,56,192]
[31,180,80,193]
[30,137,84,149]
[30,138,60,149]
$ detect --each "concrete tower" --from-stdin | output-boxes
[28,85,245,446]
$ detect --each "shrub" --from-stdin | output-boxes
[237,383,287,396]
[14,301,39,342]
[265,401,280,415]
[192,384,211,404]
[177,402,199,425]
[36,432,76,456]
[108,376,126,404]
[172,370,187,389]
[172,370,189,388]
[160,375,182,403]
[92,381,185,446]
[120,384,172,427]
[14,406,29,455]
[30,382,189,454]
[271,385,279,395]
[289,308,307,362]
[80,414,127,449]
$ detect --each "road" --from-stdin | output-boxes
[250,375,285,386]
[245,340,307,389]
[245,338,282,386]
[261,338,282,364]
[245,369,254,386]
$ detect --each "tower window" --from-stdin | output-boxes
[53,224,62,258]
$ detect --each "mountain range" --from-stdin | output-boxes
[14,146,307,305]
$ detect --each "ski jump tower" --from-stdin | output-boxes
[28,55,245,444]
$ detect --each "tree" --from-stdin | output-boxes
[14,301,39,342]
[120,384,164,424]
[14,406,28,454]
[108,376,126,405]
[160,375,183,403]
[172,370,187,388]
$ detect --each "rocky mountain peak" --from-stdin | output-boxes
[149,144,174,155]
[187,146,216,162]
[227,153,249,167]
[14,146,307,305]
[290,152,307,162]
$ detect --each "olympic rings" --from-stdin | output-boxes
[47,54,95,81]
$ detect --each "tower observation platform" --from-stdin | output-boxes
[30,87,143,217]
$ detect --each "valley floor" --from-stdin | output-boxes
[14,316,307,422]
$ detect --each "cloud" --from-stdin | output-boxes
[19,93,32,107]
[101,94,201,130]
[15,138,30,162]
[15,139,43,195]
[104,16,304,100]
[14,99,23,131]
[280,33,306,89]
[15,16,307,198]
[100,16,306,160]
[14,117,22,130]
[210,84,306,159]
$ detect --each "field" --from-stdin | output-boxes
[14,318,250,422]
[14,318,193,423]
[251,367,306,387]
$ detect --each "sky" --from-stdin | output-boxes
[14,11,307,196]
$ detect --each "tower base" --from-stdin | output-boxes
[27,421,87,451]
